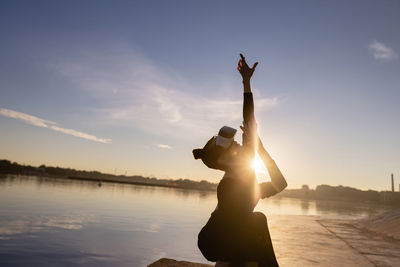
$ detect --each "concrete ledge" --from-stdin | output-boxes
[148,258,213,267]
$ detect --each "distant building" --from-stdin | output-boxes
[392,173,395,192]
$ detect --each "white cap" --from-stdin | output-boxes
[215,135,234,148]
[215,126,237,149]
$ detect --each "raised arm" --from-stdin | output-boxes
[258,137,288,198]
[237,54,258,154]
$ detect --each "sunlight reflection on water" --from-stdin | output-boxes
[0,175,392,266]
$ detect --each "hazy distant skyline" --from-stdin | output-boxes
[1,1,400,190]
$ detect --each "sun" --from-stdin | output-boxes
[252,153,266,175]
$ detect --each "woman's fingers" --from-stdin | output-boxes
[238,54,258,76]
[238,59,246,72]
[250,62,259,75]
[240,54,249,68]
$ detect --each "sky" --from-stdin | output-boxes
[0,0,399,190]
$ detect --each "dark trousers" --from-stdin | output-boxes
[198,211,279,267]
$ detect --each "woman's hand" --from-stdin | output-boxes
[237,53,258,83]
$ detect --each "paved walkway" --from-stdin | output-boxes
[270,216,374,266]
[318,219,400,266]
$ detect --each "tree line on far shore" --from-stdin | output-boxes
[1,159,399,205]
[0,159,217,191]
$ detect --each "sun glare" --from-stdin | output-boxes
[252,153,266,175]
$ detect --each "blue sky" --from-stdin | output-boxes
[1,1,399,190]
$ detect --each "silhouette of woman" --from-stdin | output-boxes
[193,54,287,267]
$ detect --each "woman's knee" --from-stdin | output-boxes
[253,212,267,225]
[198,227,218,261]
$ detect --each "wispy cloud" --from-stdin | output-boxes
[369,40,398,61]
[0,108,56,127]
[52,46,278,140]
[0,108,111,144]
[156,144,172,149]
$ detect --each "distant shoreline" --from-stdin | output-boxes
[1,159,400,206]
[2,173,400,207]
[1,173,216,193]
[66,175,215,192]
[0,159,217,192]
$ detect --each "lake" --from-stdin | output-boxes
[0,175,392,266]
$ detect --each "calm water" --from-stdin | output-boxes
[0,175,391,266]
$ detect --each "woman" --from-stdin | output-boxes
[193,54,287,267]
